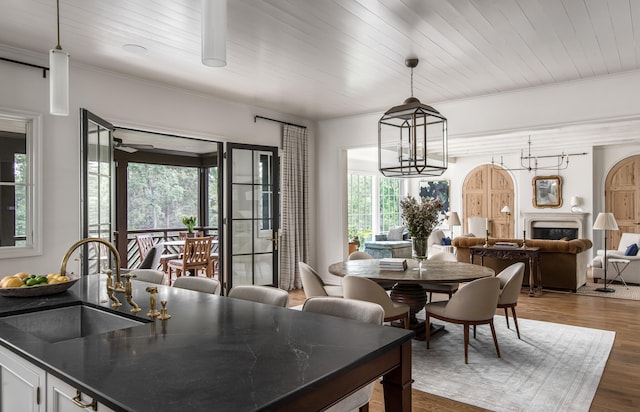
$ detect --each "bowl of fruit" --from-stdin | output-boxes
[0,272,79,297]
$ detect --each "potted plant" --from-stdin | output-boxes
[182,216,197,237]
[400,196,443,259]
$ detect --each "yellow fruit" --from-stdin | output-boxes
[0,276,16,288]
[48,275,69,284]
[46,273,59,280]
[3,277,25,288]
[14,272,30,279]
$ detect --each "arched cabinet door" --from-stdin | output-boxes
[605,155,640,249]
[462,164,514,238]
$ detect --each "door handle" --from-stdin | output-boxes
[268,232,279,251]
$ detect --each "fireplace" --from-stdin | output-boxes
[524,213,589,240]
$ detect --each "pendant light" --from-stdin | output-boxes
[201,0,227,67]
[50,0,69,116]
[378,58,447,177]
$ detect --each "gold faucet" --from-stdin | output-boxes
[60,238,125,293]
[123,274,141,313]
[104,269,122,308]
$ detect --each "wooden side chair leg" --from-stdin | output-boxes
[504,307,510,329]
[464,324,469,364]
[425,313,431,349]
[404,312,410,329]
[359,403,369,412]
[511,306,521,339]
[489,319,501,358]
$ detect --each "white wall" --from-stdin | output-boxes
[317,71,640,274]
[0,58,315,275]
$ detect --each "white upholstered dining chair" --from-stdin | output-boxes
[425,276,501,364]
[342,275,410,329]
[228,285,289,307]
[298,262,343,298]
[424,251,460,302]
[302,297,384,412]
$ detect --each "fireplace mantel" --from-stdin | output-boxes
[523,212,590,239]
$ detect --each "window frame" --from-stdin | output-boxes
[0,108,42,259]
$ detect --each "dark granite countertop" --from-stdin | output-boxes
[0,275,413,411]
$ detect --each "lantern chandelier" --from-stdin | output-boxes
[378,58,448,177]
[491,136,587,173]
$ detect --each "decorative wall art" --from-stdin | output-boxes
[533,175,562,208]
[419,180,449,218]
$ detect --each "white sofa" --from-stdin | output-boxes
[427,229,454,257]
[591,233,640,285]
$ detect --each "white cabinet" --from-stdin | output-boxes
[47,374,115,412]
[0,345,115,412]
[0,346,45,412]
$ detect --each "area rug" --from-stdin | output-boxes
[411,316,615,412]
[576,282,640,300]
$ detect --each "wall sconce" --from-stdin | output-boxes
[501,205,512,237]
[570,196,582,213]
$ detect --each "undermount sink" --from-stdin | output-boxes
[0,304,148,344]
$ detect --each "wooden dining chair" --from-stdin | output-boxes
[167,237,212,285]
[136,234,155,262]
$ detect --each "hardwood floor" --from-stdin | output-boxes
[288,289,640,411]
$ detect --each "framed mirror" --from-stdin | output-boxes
[0,108,42,258]
[533,175,562,208]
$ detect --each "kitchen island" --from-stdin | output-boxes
[0,275,414,411]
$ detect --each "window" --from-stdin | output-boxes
[348,174,403,244]
[0,110,42,258]
[127,163,198,230]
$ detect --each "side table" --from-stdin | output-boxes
[607,258,631,290]
[470,245,541,297]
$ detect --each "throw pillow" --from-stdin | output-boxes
[441,237,452,246]
[625,243,639,256]
[387,226,405,241]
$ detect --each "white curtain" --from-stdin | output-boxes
[279,125,308,290]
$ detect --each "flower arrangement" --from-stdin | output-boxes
[181,216,197,233]
[399,196,443,239]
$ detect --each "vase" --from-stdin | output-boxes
[186,232,195,238]
[412,237,428,259]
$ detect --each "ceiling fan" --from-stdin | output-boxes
[113,137,154,153]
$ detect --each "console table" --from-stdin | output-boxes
[470,245,542,297]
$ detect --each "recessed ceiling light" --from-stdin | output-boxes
[122,44,148,55]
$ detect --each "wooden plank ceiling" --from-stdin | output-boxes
[0,0,639,154]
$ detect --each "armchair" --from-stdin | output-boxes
[591,233,640,284]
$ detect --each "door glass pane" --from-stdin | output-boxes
[254,254,273,285]
[232,185,252,219]
[232,255,253,286]
[232,220,252,254]
[254,220,272,253]
[208,167,218,227]
[232,150,253,184]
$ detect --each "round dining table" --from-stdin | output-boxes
[328,258,495,339]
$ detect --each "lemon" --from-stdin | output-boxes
[3,277,25,288]
[14,272,30,279]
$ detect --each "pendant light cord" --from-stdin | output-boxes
[56,0,62,50]
[410,66,414,98]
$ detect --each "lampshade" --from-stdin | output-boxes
[446,212,461,226]
[378,58,447,177]
[49,0,69,116]
[501,205,511,214]
[593,212,619,231]
[201,0,227,67]
[49,48,69,116]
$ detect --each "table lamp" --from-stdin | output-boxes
[501,205,511,237]
[446,212,461,239]
[592,212,619,293]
